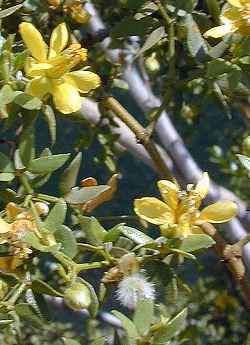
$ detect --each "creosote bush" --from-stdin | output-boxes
[1,1,250,345]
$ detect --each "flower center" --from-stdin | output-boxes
[47,43,87,78]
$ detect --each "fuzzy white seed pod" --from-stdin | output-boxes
[117,273,155,310]
[35,202,49,216]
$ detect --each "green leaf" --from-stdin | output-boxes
[136,26,165,57]
[13,49,29,72]
[0,152,14,172]
[0,4,23,19]
[245,333,250,345]
[133,298,154,336]
[208,39,231,59]
[170,248,196,260]
[14,92,42,110]
[153,308,188,343]
[23,232,59,253]
[19,125,35,167]
[43,105,56,145]
[104,223,123,243]
[80,217,107,245]
[54,225,78,258]
[0,85,15,105]
[59,152,82,195]
[15,303,43,328]
[64,185,110,204]
[111,16,159,38]
[207,59,242,90]
[125,0,146,8]
[90,338,106,345]
[28,153,70,174]
[238,154,250,171]
[112,310,138,342]
[0,188,18,203]
[31,279,63,297]
[178,234,215,252]
[120,226,154,245]
[0,319,13,329]
[44,201,67,233]
[62,339,81,345]
[186,14,208,59]
[0,172,15,181]
[76,277,99,317]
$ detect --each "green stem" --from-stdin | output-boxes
[76,260,109,273]
[146,89,172,136]
[168,21,176,81]
[205,0,221,25]
[19,174,33,195]
[36,193,61,203]
[8,282,27,306]
[153,0,171,25]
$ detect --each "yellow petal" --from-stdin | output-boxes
[195,172,210,199]
[222,8,241,23]
[19,22,48,62]
[227,0,243,7]
[0,257,11,271]
[0,218,10,234]
[65,71,101,94]
[134,197,175,225]
[26,77,52,99]
[239,0,250,5]
[52,81,81,114]
[49,22,69,59]
[204,24,234,38]
[157,180,179,210]
[6,203,22,221]
[25,57,52,77]
[238,23,250,36]
[198,201,238,223]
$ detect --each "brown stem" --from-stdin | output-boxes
[101,96,172,179]
[202,222,250,305]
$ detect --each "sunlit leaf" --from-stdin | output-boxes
[28,154,70,174]
[54,225,78,258]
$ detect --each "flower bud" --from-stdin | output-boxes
[70,7,91,24]
[47,0,61,7]
[35,202,49,216]
[64,282,91,311]
[145,53,160,75]
[181,103,197,120]
[242,136,250,156]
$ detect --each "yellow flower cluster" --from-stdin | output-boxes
[134,173,237,238]
[0,202,46,272]
[205,0,250,38]
[47,0,91,24]
[19,22,101,114]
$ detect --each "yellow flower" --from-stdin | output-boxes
[47,0,61,7]
[134,173,238,238]
[64,0,91,24]
[204,0,250,38]
[19,22,101,114]
[0,202,46,271]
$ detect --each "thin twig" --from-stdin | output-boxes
[202,222,250,305]
[101,96,172,180]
